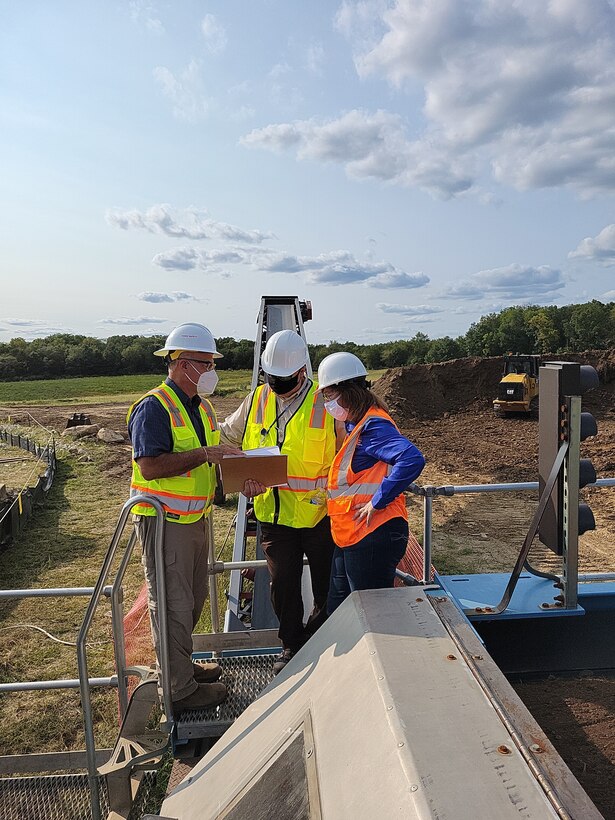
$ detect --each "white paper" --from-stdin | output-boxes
[243,446,281,457]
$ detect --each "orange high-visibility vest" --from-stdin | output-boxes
[127,382,220,523]
[327,407,407,547]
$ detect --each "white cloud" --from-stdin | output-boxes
[439,283,484,300]
[106,204,273,244]
[152,247,248,271]
[201,14,227,55]
[248,1,615,198]
[137,291,199,303]
[128,0,164,34]
[440,263,565,303]
[255,249,430,288]
[241,109,472,199]
[366,271,429,288]
[601,290,615,300]
[377,303,444,315]
[99,316,168,325]
[0,319,68,338]
[153,60,209,121]
[472,264,565,297]
[569,224,615,264]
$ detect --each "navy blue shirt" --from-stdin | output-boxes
[128,378,207,459]
[344,417,425,509]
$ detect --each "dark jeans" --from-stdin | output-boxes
[260,517,335,653]
[327,517,409,615]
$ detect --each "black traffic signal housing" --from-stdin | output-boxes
[538,361,599,555]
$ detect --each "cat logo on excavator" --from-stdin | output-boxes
[493,354,541,415]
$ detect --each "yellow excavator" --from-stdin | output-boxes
[493,353,540,414]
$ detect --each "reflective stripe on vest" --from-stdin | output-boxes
[327,407,407,547]
[128,382,219,523]
[242,381,336,528]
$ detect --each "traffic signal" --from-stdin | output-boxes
[538,361,599,556]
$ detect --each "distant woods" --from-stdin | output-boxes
[1,301,613,381]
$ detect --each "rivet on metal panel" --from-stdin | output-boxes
[472,654,483,660]
[387,706,394,711]
[415,597,423,602]
[484,607,493,613]
[307,748,313,758]
[410,785,418,792]
[370,650,376,655]
[398,742,404,748]
[529,744,544,754]
[447,654,457,660]
[475,606,484,613]
[497,745,512,755]
[378,675,384,680]
[435,596,447,603]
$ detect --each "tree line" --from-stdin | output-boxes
[1,300,613,381]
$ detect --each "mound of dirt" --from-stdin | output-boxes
[374,349,615,423]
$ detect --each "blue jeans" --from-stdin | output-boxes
[327,517,409,615]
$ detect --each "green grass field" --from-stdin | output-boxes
[0,371,255,404]
[0,369,387,405]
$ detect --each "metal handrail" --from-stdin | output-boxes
[76,495,168,820]
[406,476,615,585]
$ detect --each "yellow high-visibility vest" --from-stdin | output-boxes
[242,382,336,528]
[127,382,220,523]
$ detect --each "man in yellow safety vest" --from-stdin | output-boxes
[127,323,244,716]
[220,330,342,674]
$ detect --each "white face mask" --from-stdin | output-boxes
[196,369,219,397]
[187,362,219,397]
[324,398,348,421]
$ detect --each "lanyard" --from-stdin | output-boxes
[259,385,307,441]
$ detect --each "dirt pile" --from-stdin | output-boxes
[374,349,615,423]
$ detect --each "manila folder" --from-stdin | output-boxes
[220,454,288,494]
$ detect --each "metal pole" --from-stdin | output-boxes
[423,491,433,584]
[0,586,112,600]
[562,397,580,610]
[0,677,117,693]
[579,573,615,582]
[207,512,220,634]
[152,506,174,728]
[110,530,138,719]
[76,495,165,820]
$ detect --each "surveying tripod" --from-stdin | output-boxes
[223,296,314,632]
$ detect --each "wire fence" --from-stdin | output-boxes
[0,428,57,550]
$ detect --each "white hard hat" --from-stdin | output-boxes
[154,323,223,358]
[261,330,309,377]
[317,352,368,390]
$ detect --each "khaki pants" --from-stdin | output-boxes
[135,515,210,702]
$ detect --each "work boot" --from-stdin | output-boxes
[193,661,222,683]
[172,682,227,718]
[273,648,296,675]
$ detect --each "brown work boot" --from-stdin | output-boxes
[193,661,222,683]
[172,682,227,718]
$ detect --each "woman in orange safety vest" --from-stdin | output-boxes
[317,352,425,614]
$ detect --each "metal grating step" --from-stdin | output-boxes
[177,654,277,739]
[0,774,110,820]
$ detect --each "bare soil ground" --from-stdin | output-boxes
[2,353,614,817]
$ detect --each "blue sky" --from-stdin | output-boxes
[2,0,615,346]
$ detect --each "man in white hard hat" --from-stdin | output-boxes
[127,322,244,716]
[220,330,343,674]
